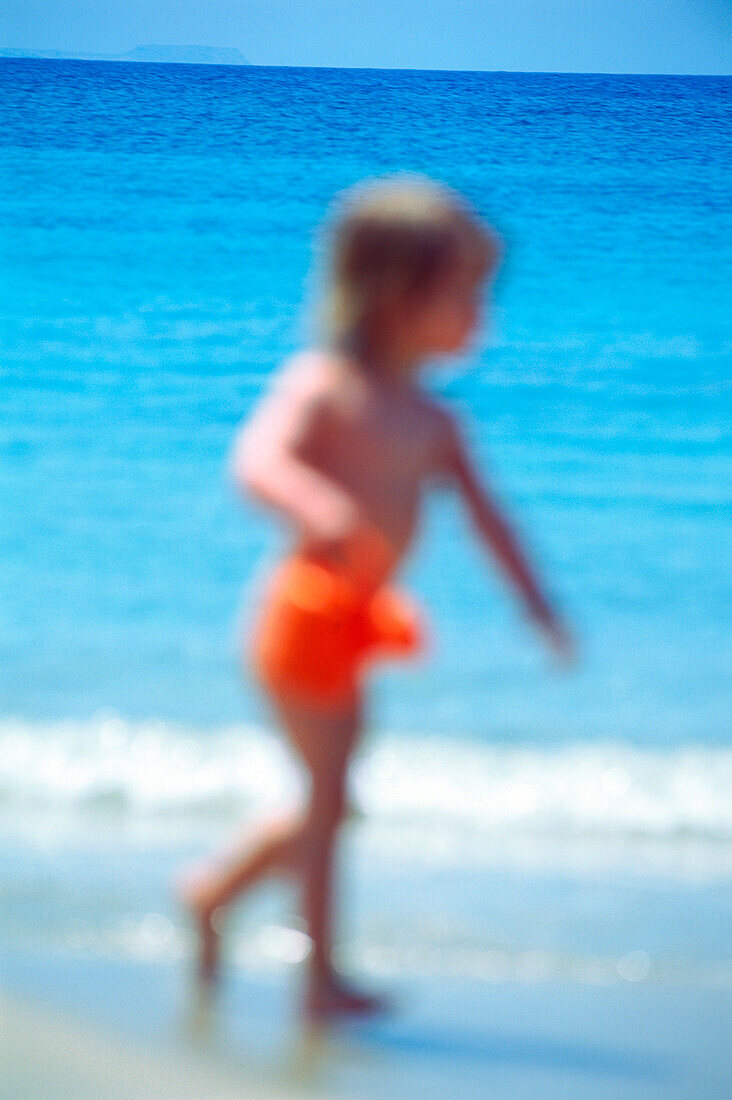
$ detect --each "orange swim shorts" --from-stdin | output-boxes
[248,553,424,708]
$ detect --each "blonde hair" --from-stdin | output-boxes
[315,173,499,356]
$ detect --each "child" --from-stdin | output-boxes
[178,174,574,1021]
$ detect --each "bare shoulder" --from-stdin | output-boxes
[252,350,336,422]
[234,350,338,457]
[248,348,346,457]
[274,348,342,400]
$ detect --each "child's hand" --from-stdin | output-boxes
[539,615,577,669]
[304,519,396,594]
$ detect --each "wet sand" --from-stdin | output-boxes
[2,948,730,1099]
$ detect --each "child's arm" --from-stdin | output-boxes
[231,386,358,545]
[437,413,574,661]
[230,361,391,584]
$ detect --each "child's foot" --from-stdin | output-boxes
[175,868,224,988]
[304,972,392,1021]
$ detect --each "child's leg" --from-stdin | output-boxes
[177,810,306,985]
[177,691,358,990]
[178,684,385,1015]
[276,695,356,981]
[272,690,388,1018]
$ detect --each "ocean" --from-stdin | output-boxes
[1,59,730,1003]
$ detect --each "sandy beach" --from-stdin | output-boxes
[1,991,294,1099]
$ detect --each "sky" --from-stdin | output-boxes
[1,0,730,73]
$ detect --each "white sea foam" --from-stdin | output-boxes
[1,715,730,876]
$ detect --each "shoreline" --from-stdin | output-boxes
[2,949,730,1099]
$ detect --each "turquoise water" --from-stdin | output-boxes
[0,60,730,984]
[2,60,729,741]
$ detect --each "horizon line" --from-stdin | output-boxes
[0,50,729,79]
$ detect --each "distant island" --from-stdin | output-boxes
[0,45,251,65]
[118,45,250,65]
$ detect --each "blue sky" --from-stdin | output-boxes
[2,0,729,73]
